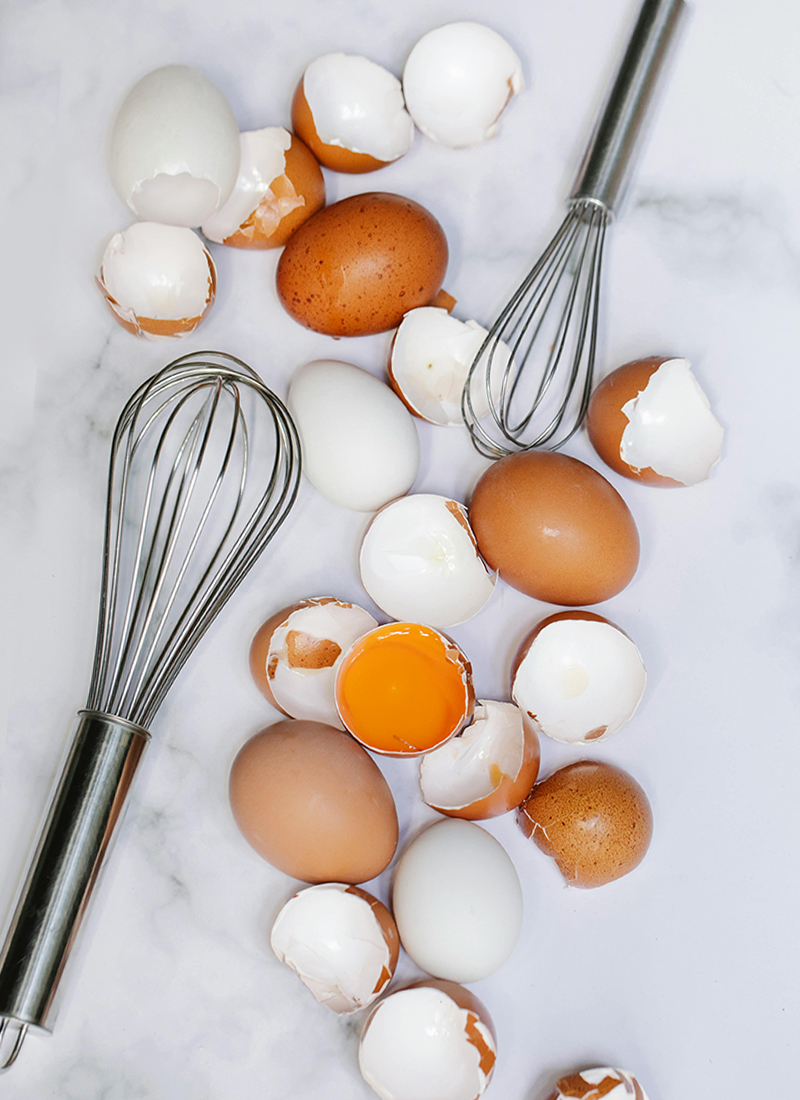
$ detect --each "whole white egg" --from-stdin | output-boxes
[392,818,523,982]
[287,359,420,512]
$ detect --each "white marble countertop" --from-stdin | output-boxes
[2,0,799,1096]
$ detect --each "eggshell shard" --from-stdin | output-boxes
[276,192,448,336]
[550,1066,650,1100]
[359,494,496,628]
[287,359,420,512]
[517,760,653,888]
[335,622,474,757]
[97,222,216,339]
[469,451,640,606]
[201,128,325,249]
[292,54,414,173]
[249,597,378,728]
[511,611,646,745]
[229,720,398,884]
[270,883,399,1014]
[108,65,240,227]
[388,306,511,426]
[420,700,540,818]
[359,980,496,1100]
[392,819,523,982]
[403,22,524,148]
[587,356,725,486]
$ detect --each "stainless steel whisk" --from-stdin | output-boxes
[0,350,301,1070]
[462,0,687,457]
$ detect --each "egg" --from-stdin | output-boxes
[517,760,653,888]
[108,65,240,227]
[276,193,448,336]
[201,128,325,248]
[97,222,216,339]
[229,720,398,883]
[287,359,420,512]
[359,981,496,1100]
[549,1066,651,1100]
[586,356,725,486]
[392,819,523,982]
[292,54,414,173]
[469,451,640,605]
[335,623,474,757]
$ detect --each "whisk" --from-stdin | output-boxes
[462,0,687,457]
[0,350,301,1070]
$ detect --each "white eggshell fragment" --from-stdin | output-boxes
[512,614,646,745]
[389,307,511,426]
[287,360,420,512]
[303,54,414,163]
[270,884,398,1014]
[97,222,216,339]
[360,494,495,628]
[108,65,240,227]
[620,358,724,485]
[552,1067,651,1100]
[403,23,524,148]
[359,983,496,1100]
[392,819,523,983]
[201,127,295,243]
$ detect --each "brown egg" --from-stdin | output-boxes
[586,356,681,486]
[276,192,448,336]
[469,452,640,606]
[229,720,398,883]
[517,760,653,888]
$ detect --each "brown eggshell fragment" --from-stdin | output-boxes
[292,81,390,174]
[517,760,652,887]
[229,720,398,883]
[276,192,448,337]
[469,452,640,606]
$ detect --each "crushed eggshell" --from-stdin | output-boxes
[550,1066,650,1100]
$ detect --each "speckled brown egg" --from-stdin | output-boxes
[469,452,640,606]
[517,760,652,887]
[275,192,448,336]
[229,720,398,883]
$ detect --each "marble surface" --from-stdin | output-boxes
[2,0,800,1096]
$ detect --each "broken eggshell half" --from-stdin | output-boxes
[249,597,378,729]
[359,980,496,1100]
[548,1066,651,1100]
[420,700,540,819]
[359,494,496,629]
[270,882,399,1014]
[511,610,646,745]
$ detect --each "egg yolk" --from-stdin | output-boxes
[336,623,471,755]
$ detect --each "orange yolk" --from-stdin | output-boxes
[336,623,471,756]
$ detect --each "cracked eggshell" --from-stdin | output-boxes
[292,54,414,173]
[517,760,653,888]
[108,65,240,227]
[388,306,511,426]
[97,222,216,339]
[201,128,324,249]
[270,883,399,1014]
[511,611,646,745]
[549,1066,650,1100]
[420,700,540,819]
[359,980,496,1100]
[249,597,378,728]
[359,494,496,629]
[403,22,524,148]
[587,356,725,486]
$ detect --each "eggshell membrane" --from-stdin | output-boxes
[517,760,653,888]
[346,886,401,991]
[549,1066,650,1100]
[469,451,640,606]
[293,79,400,174]
[229,720,398,883]
[276,192,448,336]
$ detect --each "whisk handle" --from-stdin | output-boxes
[0,712,149,1047]
[571,0,687,214]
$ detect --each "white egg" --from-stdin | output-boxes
[108,65,240,227]
[392,819,523,983]
[403,23,524,148]
[287,360,420,512]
